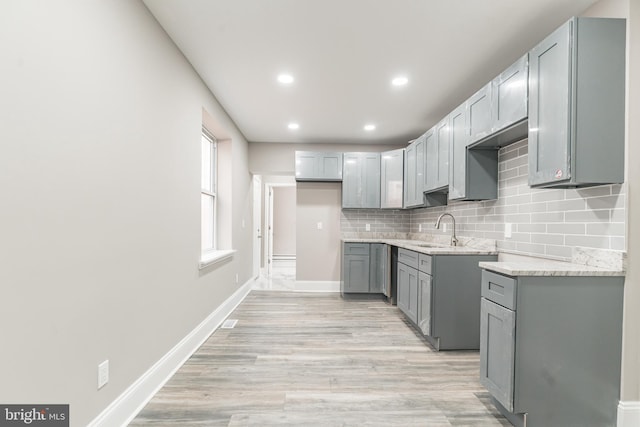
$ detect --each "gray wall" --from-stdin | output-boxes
[296,182,342,281]
[273,186,297,257]
[0,1,253,425]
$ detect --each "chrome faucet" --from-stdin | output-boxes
[435,213,458,246]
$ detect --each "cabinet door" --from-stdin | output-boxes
[369,243,387,294]
[406,267,419,324]
[295,151,319,179]
[418,272,432,336]
[398,262,418,322]
[492,54,528,132]
[425,126,438,191]
[480,298,516,413]
[380,149,404,208]
[415,133,426,200]
[397,263,411,315]
[362,153,381,208]
[342,153,361,208]
[403,143,416,207]
[448,103,468,200]
[342,153,380,208]
[344,254,370,293]
[435,118,450,188]
[468,83,493,144]
[320,153,343,180]
[528,20,572,186]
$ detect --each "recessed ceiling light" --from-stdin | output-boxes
[364,124,376,131]
[288,123,299,130]
[278,74,294,84]
[392,76,408,86]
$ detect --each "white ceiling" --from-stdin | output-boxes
[143,0,597,145]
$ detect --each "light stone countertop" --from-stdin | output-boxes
[479,247,626,277]
[478,260,625,277]
[343,233,626,277]
[342,238,498,256]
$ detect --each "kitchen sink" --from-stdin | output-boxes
[410,242,448,248]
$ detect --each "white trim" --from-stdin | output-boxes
[618,401,640,427]
[294,280,340,292]
[87,280,253,427]
[199,249,236,269]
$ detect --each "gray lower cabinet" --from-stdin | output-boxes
[528,17,625,188]
[479,269,624,427]
[295,151,343,181]
[342,152,381,209]
[397,250,498,350]
[342,242,387,295]
[380,148,404,209]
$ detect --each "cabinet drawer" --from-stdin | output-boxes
[344,243,370,256]
[418,254,432,274]
[398,248,419,269]
[481,270,517,310]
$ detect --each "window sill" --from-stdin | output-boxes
[199,249,236,269]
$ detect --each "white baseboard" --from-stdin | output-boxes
[294,280,340,292]
[618,401,640,427]
[87,280,253,427]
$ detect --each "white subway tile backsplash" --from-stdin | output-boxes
[341,139,625,261]
[565,210,610,222]
[565,235,610,249]
[531,233,564,245]
[586,223,625,236]
[547,223,585,234]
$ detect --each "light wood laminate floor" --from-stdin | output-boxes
[130,291,509,426]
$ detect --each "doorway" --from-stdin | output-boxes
[265,182,296,278]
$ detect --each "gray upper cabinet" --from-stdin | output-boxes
[380,148,404,209]
[425,118,449,192]
[403,134,426,208]
[448,103,498,201]
[467,83,493,144]
[342,152,381,209]
[492,54,528,133]
[295,151,343,181]
[528,17,625,188]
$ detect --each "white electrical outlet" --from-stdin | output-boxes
[242,219,245,228]
[505,223,512,239]
[235,273,239,284]
[317,222,323,230]
[418,224,422,232]
[443,223,447,233]
[98,360,109,390]
[365,223,370,231]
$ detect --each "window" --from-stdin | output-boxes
[201,130,217,253]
